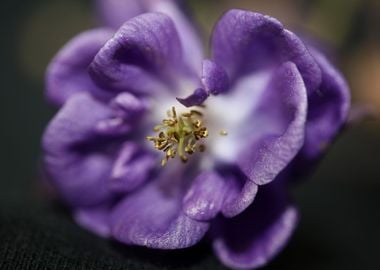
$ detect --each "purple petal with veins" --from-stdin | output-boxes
[183,170,227,221]
[201,59,229,95]
[110,142,156,193]
[176,88,208,107]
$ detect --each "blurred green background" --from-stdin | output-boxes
[1,0,380,269]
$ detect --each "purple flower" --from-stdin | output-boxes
[42,2,350,269]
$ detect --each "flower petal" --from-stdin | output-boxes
[89,12,189,96]
[301,47,350,160]
[42,93,115,207]
[96,0,203,73]
[46,28,114,107]
[238,62,307,185]
[176,88,208,107]
[148,0,203,74]
[183,171,227,221]
[109,142,156,193]
[211,9,321,93]
[201,59,229,95]
[177,59,230,107]
[212,182,299,269]
[95,92,148,136]
[221,175,258,218]
[74,203,112,238]
[111,167,209,249]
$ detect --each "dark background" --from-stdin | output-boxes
[1,0,380,269]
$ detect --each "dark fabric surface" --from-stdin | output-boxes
[1,0,380,269]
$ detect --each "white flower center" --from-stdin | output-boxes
[147,71,270,168]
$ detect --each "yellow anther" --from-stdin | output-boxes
[219,130,228,136]
[161,158,168,167]
[185,144,195,154]
[166,148,176,158]
[193,119,201,128]
[180,155,188,162]
[153,125,162,132]
[147,106,208,166]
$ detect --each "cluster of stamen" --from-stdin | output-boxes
[147,107,208,166]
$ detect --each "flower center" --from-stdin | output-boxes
[147,106,208,166]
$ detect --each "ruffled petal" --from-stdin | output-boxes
[176,88,208,107]
[95,92,148,136]
[74,203,112,238]
[110,166,209,249]
[212,182,299,269]
[109,142,156,193]
[89,12,190,96]
[201,59,229,95]
[182,167,258,221]
[150,0,203,74]
[301,47,350,160]
[183,171,227,221]
[96,0,203,73]
[221,174,258,218]
[46,28,114,107]
[177,59,230,107]
[211,9,321,93]
[42,93,115,207]
[238,62,307,185]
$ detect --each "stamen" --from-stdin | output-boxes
[219,130,228,136]
[147,106,208,166]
